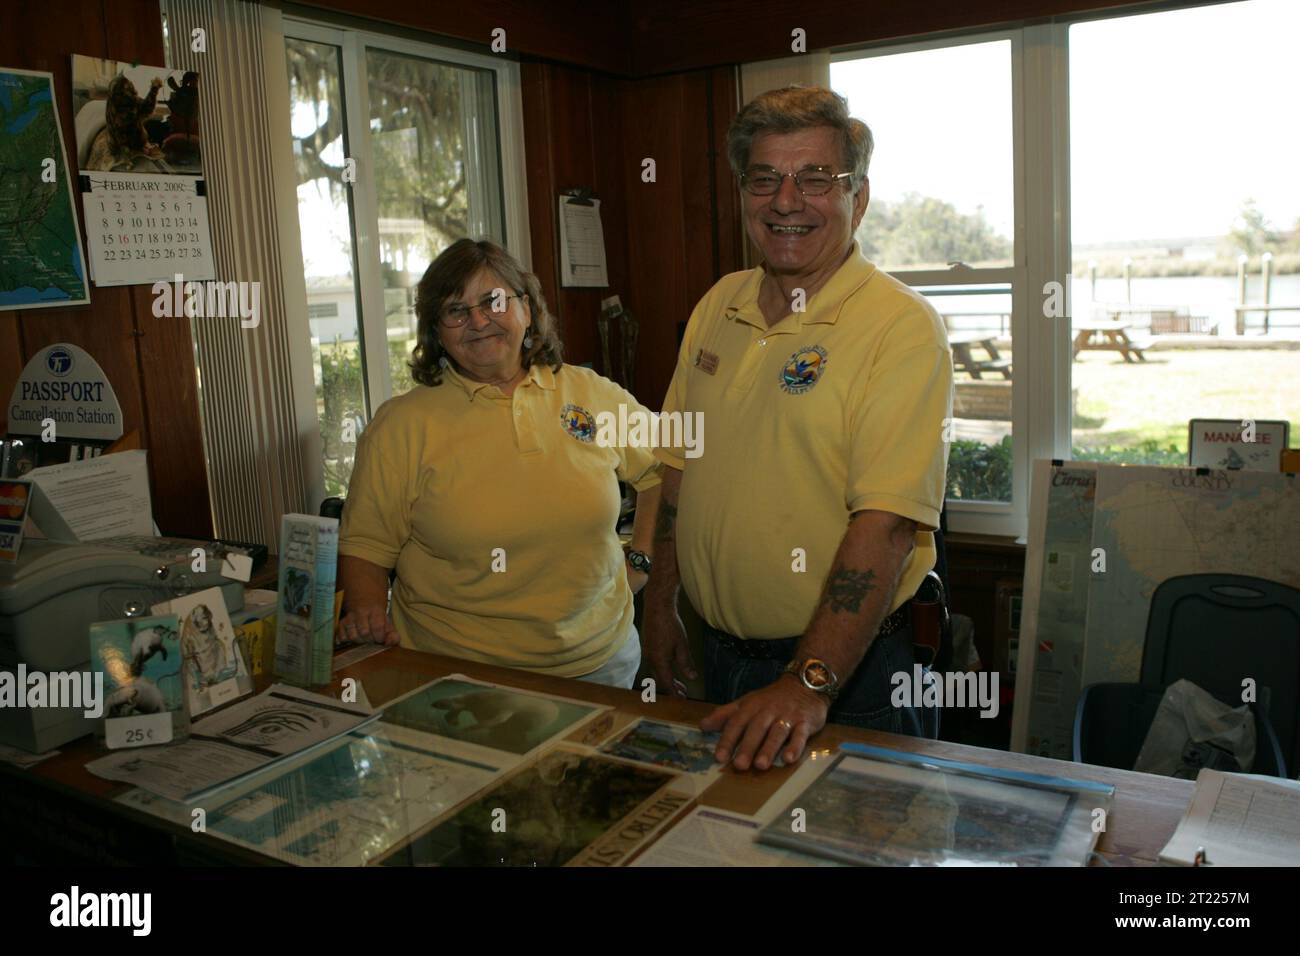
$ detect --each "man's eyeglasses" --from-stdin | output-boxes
[740,165,853,197]
[440,293,523,328]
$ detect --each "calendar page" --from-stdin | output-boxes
[71,55,216,288]
[80,172,214,286]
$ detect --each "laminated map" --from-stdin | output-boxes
[0,68,89,310]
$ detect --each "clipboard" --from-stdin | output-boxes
[559,188,608,288]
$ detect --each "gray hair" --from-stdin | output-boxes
[726,86,873,191]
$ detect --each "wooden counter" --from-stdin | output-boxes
[4,647,1193,866]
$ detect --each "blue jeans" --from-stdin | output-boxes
[702,621,939,739]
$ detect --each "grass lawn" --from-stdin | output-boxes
[1071,348,1300,453]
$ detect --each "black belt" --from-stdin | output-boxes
[706,600,911,660]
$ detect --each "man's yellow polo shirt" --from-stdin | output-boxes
[340,362,661,676]
[655,245,954,640]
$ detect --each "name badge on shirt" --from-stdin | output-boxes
[694,349,720,375]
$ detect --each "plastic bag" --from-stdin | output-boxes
[1134,678,1256,779]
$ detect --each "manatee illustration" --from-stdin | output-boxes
[106,677,167,717]
[130,627,170,676]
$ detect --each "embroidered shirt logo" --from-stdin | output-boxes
[560,403,597,442]
[779,346,828,394]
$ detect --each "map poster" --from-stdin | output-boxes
[0,68,90,311]
[1012,460,1099,759]
[1081,465,1300,688]
[70,55,214,287]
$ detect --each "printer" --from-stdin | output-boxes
[0,536,246,753]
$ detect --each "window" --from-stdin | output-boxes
[832,0,1299,537]
[283,20,526,496]
[833,37,1023,525]
[1068,1,1300,467]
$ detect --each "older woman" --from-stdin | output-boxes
[337,239,661,688]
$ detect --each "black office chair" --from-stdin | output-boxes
[1073,573,1300,778]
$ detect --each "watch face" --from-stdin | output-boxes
[804,661,831,689]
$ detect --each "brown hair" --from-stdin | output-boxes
[410,238,563,387]
[726,85,873,192]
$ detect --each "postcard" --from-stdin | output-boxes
[153,586,252,718]
[380,676,606,762]
[599,718,721,775]
[89,614,187,746]
[379,746,685,867]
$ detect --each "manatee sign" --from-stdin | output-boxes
[7,343,123,441]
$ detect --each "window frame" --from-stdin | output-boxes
[830,23,1073,539]
[280,16,530,498]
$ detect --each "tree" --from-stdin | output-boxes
[1227,198,1277,257]
[856,192,1012,267]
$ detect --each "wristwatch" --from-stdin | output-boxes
[783,657,840,702]
[626,549,652,573]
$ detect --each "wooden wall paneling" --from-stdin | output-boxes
[708,66,744,280]
[630,0,1164,76]
[587,71,632,380]
[520,61,560,314]
[305,0,630,75]
[108,0,212,537]
[14,1,149,469]
[1,0,213,537]
[519,60,634,377]
[0,324,24,435]
[621,74,691,409]
[544,67,601,371]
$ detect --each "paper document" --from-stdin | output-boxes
[86,684,377,801]
[632,807,843,867]
[1161,769,1300,866]
[558,196,607,287]
[25,449,153,540]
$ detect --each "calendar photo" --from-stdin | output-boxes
[72,56,202,176]
[71,55,215,287]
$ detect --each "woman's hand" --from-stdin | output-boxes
[337,605,400,646]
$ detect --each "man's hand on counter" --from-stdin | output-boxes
[700,675,829,772]
[336,605,400,646]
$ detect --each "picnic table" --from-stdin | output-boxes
[947,331,1012,380]
[1072,319,1150,362]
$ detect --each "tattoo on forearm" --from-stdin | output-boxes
[654,501,678,542]
[819,567,877,615]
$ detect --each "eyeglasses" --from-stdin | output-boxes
[440,293,523,328]
[740,165,853,197]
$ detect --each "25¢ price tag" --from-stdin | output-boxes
[105,713,174,750]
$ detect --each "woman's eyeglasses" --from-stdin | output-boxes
[441,293,523,328]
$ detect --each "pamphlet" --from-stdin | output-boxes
[273,514,339,687]
[1160,769,1300,866]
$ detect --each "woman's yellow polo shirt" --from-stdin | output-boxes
[339,363,661,676]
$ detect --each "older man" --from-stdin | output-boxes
[642,86,953,772]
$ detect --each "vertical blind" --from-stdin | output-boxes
[163,0,316,550]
